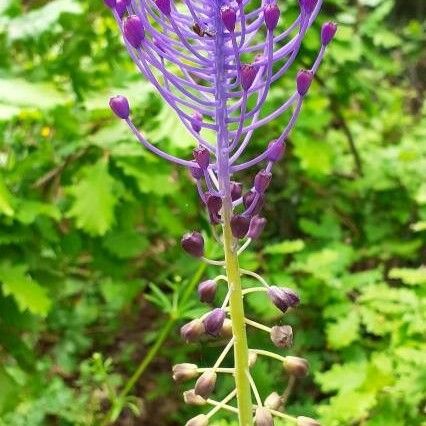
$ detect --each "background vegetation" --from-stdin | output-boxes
[0,0,425,424]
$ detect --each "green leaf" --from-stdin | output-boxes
[0,263,52,317]
[0,176,14,217]
[264,239,305,255]
[67,160,118,236]
[389,266,426,286]
[15,200,60,224]
[316,362,367,394]
[103,230,148,259]
[327,310,360,349]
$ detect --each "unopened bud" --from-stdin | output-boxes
[321,22,337,46]
[191,112,203,133]
[283,356,309,377]
[248,350,258,367]
[264,3,280,31]
[194,371,217,398]
[172,363,198,382]
[270,325,293,348]
[230,181,243,201]
[190,166,203,180]
[267,286,300,313]
[193,146,210,169]
[264,392,283,411]
[181,319,205,342]
[255,407,274,426]
[243,191,265,215]
[109,95,130,119]
[230,214,250,239]
[155,0,171,15]
[267,140,286,162]
[254,171,272,193]
[297,416,321,426]
[181,231,204,257]
[296,69,313,96]
[240,64,258,91]
[203,308,226,336]
[104,0,116,8]
[247,215,267,240]
[183,389,207,406]
[198,280,217,303]
[221,6,237,32]
[220,318,233,338]
[299,0,317,15]
[115,0,128,18]
[186,414,209,426]
[123,15,145,48]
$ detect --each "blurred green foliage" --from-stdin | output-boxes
[0,0,425,425]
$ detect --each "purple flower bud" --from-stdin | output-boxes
[109,95,130,119]
[296,69,313,96]
[270,325,293,348]
[181,231,204,257]
[205,193,222,224]
[185,414,209,426]
[172,363,199,382]
[299,0,317,15]
[191,112,203,133]
[230,214,250,239]
[193,147,210,170]
[264,392,283,411]
[243,191,265,216]
[240,64,258,91]
[254,170,272,193]
[230,181,243,201]
[115,0,128,18]
[283,356,309,377]
[255,407,274,426]
[104,0,116,8]
[180,319,205,342]
[189,166,203,180]
[203,308,226,336]
[155,0,171,15]
[183,389,207,406]
[267,140,286,162]
[263,3,280,31]
[220,6,237,32]
[321,21,337,46]
[247,215,267,240]
[194,370,217,398]
[197,280,217,303]
[123,15,145,48]
[297,416,320,426]
[267,286,300,313]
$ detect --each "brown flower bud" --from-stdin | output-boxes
[183,389,207,406]
[172,363,198,382]
[283,356,309,377]
[248,350,258,367]
[255,407,274,426]
[264,392,283,411]
[220,318,233,338]
[296,416,321,426]
[194,370,217,398]
[185,414,209,426]
[181,319,205,343]
[270,325,293,348]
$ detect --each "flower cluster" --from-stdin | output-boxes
[106,0,336,424]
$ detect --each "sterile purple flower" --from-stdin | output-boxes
[193,147,210,170]
[203,308,226,336]
[198,280,217,303]
[297,70,314,96]
[263,3,280,31]
[254,170,272,193]
[104,0,116,8]
[109,95,130,119]
[221,6,237,32]
[191,112,203,133]
[115,0,128,19]
[240,64,258,91]
[247,216,267,240]
[181,232,204,257]
[155,0,171,15]
[321,21,337,45]
[267,140,286,162]
[230,181,243,201]
[123,15,145,48]
[230,215,250,239]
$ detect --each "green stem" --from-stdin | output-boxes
[222,203,254,426]
[100,260,207,425]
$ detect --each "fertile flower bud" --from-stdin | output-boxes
[248,350,258,367]
[104,0,116,8]
[296,416,321,426]
[191,112,203,133]
[243,191,265,216]
[183,389,207,406]
[194,371,217,398]
[123,15,145,48]
[203,308,226,336]
[181,319,205,342]
[197,280,217,303]
[296,70,313,96]
[190,166,203,180]
[267,286,300,312]
[186,414,209,426]
[247,215,267,240]
[193,147,210,170]
[181,232,204,257]
[155,0,171,15]
[205,193,222,214]
[321,21,337,46]
[109,95,130,119]
[115,0,128,18]
[267,140,286,162]
[283,356,309,377]
[220,6,237,32]
[264,392,283,411]
[270,325,293,348]
[230,181,243,201]
[220,318,233,338]
[255,407,274,426]
[254,170,272,193]
[230,214,250,239]
[263,3,280,31]
[299,0,317,15]
[172,363,199,382]
[240,64,258,91]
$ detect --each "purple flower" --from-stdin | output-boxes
[115,0,128,18]
[243,191,265,216]
[263,3,280,31]
[247,215,267,239]
[109,95,130,119]
[220,6,237,32]
[321,21,337,46]
[299,0,318,15]
[296,70,314,96]
[254,170,272,193]
[181,232,204,257]
[180,319,205,342]
[240,64,258,91]
[267,286,300,313]
[230,215,250,239]
[230,181,243,201]
[155,0,171,15]
[193,147,210,170]
[191,112,203,133]
[267,140,286,162]
[123,15,145,48]
[203,308,226,336]
[198,280,217,303]
[104,0,116,8]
